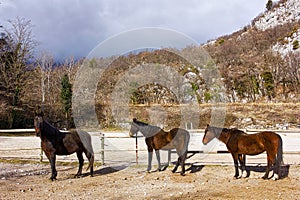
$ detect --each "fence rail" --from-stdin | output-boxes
[0,129,299,165]
[0,129,35,133]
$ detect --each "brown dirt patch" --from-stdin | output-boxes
[0,162,299,200]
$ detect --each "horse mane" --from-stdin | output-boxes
[209,126,244,135]
[42,120,65,140]
[229,128,247,135]
[208,126,228,135]
[43,120,58,130]
[133,118,162,137]
[133,118,148,126]
[133,119,161,130]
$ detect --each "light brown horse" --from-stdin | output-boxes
[202,125,283,180]
[129,118,190,175]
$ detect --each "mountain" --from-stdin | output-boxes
[255,0,300,31]
[254,0,300,55]
[204,0,300,102]
[1,0,299,129]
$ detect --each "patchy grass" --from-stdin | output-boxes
[0,158,102,167]
[0,132,35,137]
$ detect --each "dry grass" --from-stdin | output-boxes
[129,102,300,129]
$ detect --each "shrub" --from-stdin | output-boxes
[217,38,225,45]
[292,40,299,50]
[266,0,273,11]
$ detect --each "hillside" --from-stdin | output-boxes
[95,0,300,129]
[0,0,299,129]
[255,0,300,56]
[204,0,300,102]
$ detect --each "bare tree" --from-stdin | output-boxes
[0,17,37,128]
[36,52,54,106]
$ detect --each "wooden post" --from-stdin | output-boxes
[40,148,43,162]
[100,133,105,165]
[135,136,138,164]
[168,150,171,166]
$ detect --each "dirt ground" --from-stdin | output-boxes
[0,161,299,200]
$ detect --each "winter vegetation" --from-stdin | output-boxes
[0,0,299,129]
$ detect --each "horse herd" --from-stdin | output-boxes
[34,111,283,181]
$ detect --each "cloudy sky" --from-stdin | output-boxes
[0,0,268,60]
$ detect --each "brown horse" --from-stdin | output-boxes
[202,125,283,180]
[34,111,94,180]
[129,118,190,175]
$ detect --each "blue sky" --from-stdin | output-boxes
[0,0,268,60]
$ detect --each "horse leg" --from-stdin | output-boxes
[273,155,280,180]
[147,150,153,172]
[167,150,171,167]
[172,156,180,174]
[75,152,84,178]
[238,154,248,178]
[85,151,94,177]
[180,151,187,176]
[48,154,57,181]
[265,151,278,180]
[262,153,272,179]
[273,136,283,180]
[155,150,163,171]
[231,153,240,178]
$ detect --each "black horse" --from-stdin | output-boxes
[203,125,283,180]
[129,118,190,175]
[34,111,94,180]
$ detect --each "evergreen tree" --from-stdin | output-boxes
[61,74,73,128]
[266,0,273,11]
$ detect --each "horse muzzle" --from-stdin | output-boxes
[129,131,137,137]
[202,136,211,145]
[35,128,41,137]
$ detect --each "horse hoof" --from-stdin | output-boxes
[74,174,82,178]
[272,174,279,181]
[242,171,248,178]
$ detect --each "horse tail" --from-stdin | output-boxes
[185,130,190,153]
[277,134,283,165]
[77,130,94,171]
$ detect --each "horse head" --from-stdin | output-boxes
[202,124,217,145]
[129,118,139,137]
[34,109,44,137]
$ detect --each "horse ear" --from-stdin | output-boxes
[35,106,44,117]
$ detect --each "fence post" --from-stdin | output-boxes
[100,133,105,165]
[135,136,138,164]
[40,148,43,162]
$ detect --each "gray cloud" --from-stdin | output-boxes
[0,0,266,60]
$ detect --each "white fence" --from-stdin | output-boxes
[0,129,299,165]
